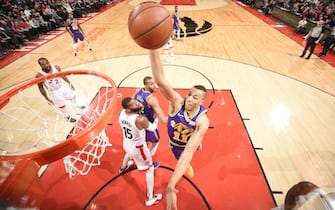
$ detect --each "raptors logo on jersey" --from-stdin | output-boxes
[170,120,194,144]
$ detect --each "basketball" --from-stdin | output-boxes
[128,1,173,49]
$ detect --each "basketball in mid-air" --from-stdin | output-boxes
[128,1,173,49]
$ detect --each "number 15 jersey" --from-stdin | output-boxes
[119,109,146,147]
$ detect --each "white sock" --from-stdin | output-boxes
[146,166,154,199]
[177,30,181,39]
[84,40,90,49]
[73,43,77,52]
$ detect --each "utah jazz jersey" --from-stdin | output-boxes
[168,103,207,147]
[69,18,80,33]
[134,88,155,123]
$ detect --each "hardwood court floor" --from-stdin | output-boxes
[0,0,334,208]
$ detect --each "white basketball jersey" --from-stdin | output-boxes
[39,65,62,91]
[119,109,145,147]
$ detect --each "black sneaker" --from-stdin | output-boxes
[66,116,77,123]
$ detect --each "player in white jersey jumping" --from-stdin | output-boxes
[118,97,162,206]
[36,57,84,122]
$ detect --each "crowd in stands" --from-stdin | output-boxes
[241,0,335,55]
[275,0,335,29]
[0,0,112,58]
[241,0,335,28]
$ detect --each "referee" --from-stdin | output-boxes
[300,20,325,59]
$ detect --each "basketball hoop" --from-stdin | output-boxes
[0,70,118,178]
[63,129,111,178]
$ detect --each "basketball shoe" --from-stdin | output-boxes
[119,160,134,174]
[66,115,76,123]
[185,164,194,178]
[145,193,162,206]
[153,161,160,169]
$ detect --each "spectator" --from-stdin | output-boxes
[295,16,308,34]
[63,0,73,14]
[2,25,23,49]
[0,29,11,58]
[28,16,42,37]
[56,7,68,23]
[319,27,335,56]
[14,18,34,41]
[23,5,32,19]
[35,13,50,33]
[259,0,275,15]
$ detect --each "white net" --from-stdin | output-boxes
[63,129,111,178]
[0,70,117,178]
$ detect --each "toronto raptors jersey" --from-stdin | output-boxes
[39,65,62,91]
[119,109,145,147]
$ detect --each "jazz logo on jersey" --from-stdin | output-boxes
[170,120,194,143]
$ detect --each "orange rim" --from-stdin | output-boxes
[0,70,118,166]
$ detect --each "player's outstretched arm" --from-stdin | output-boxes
[149,50,183,112]
[166,114,209,210]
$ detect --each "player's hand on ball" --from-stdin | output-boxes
[128,1,173,49]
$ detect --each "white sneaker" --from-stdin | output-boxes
[145,193,162,206]
[119,160,134,174]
